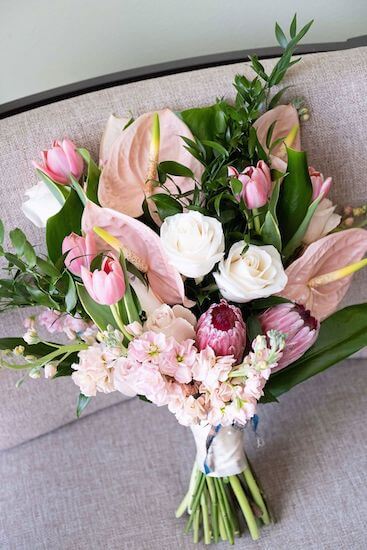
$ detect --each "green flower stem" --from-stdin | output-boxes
[217,478,237,541]
[193,508,201,544]
[185,473,205,532]
[218,509,227,541]
[214,478,234,545]
[243,466,270,525]
[176,463,198,518]
[253,208,262,234]
[200,488,211,544]
[224,481,240,536]
[110,304,133,342]
[229,475,260,541]
[206,477,219,543]
[118,251,140,324]
[1,342,88,370]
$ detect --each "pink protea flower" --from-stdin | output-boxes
[196,299,246,363]
[259,303,320,371]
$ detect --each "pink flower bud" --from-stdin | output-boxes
[32,139,84,185]
[228,161,272,209]
[259,303,320,371]
[309,166,332,201]
[195,299,246,363]
[81,255,126,305]
[62,231,97,276]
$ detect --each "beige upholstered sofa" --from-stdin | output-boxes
[0,46,366,549]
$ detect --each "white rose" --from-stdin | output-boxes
[144,304,197,343]
[302,198,341,245]
[22,181,62,228]
[214,241,287,303]
[160,211,224,278]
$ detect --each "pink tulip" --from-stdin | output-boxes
[309,166,333,201]
[33,139,84,185]
[259,303,319,371]
[62,232,97,276]
[81,255,126,305]
[228,161,272,209]
[196,299,246,363]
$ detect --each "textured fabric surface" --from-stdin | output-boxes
[0,46,367,449]
[0,359,366,550]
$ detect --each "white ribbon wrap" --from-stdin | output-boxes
[191,424,247,477]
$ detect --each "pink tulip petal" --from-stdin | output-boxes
[46,147,70,179]
[82,201,189,306]
[62,139,84,178]
[98,108,204,218]
[253,104,301,168]
[280,228,367,320]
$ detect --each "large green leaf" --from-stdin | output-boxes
[76,283,116,331]
[277,147,313,245]
[266,304,367,398]
[282,194,322,259]
[261,180,281,251]
[46,189,84,264]
[179,103,226,142]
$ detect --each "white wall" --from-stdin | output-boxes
[1,0,366,104]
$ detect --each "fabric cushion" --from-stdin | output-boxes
[0,46,367,449]
[0,359,365,549]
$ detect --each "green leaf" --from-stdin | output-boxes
[65,273,77,312]
[158,160,194,179]
[261,180,282,250]
[230,178,243,196]
[0,220,4,245]
[260,387,279,404]
[78,148,100,204]
[179,103,226,142]
[247,315,262,341]
[282,195,323,259]
[46,189,83,264]
[36,169,68,205]
[76,393,92,418]
[268,86,292,110]
[0,338,59,356]
[250,296,291,310]
[149,193,183,221]
[9,229,26,256]
[36,257,60,279]
[277,147,313,245]
[23,241,37,268]
[76,283,116,331]
[267,304,367,398]
[289,14,297,38]
[275,22,288,49]
[201,140,229,157]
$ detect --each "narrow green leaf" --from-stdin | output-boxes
[76,393,92,418]
[266,121,277,149]
[78,148,100,204]
[201,140,229,157]
[9,229,27,256]
[65,273,77,312]
[36,169,68,205]
[23,241,37,268]
[275,22,288,49]
[230,178,243,196]
[261,211,282,251]
[158,160,194,179]
[149,193,183,221]
[250,296,291,310]
[267,304,367,397]
[0,220,4,245]
[247,315,262,341]
[268,86,292,110]
[289,14,297,38]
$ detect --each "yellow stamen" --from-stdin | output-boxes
[146,112,160,196]
[308,258,367,288]
[284,124,299,148]
[93,226,148,273]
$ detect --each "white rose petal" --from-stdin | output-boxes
[22,181,62,228]
[302,198,341,245]
[214,241,287,303]
[160,211,225,278]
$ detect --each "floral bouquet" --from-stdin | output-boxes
[1,16,367,546]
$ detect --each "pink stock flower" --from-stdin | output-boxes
[81,255,126,306]
[32,139,84,185]
[192,346,235,391]
[62,231,97,276]
[161,339,196,383]
[228,161,271,209]
[128,331,171,365]
[71,343,115,397]
[259,303,320,371]
[196,300,246,363]
[309,166,333,201]
[38,309,92,340]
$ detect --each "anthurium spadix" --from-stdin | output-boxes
[280,228,367,320]
[98,108,203,218]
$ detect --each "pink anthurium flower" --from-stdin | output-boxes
[98,108,204,218]
[280,228,367,320]
[253,104,301,172]
[81,255,126,306]
[82,201,192,307]
[32,139,84,185]
[99,114,130,166]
